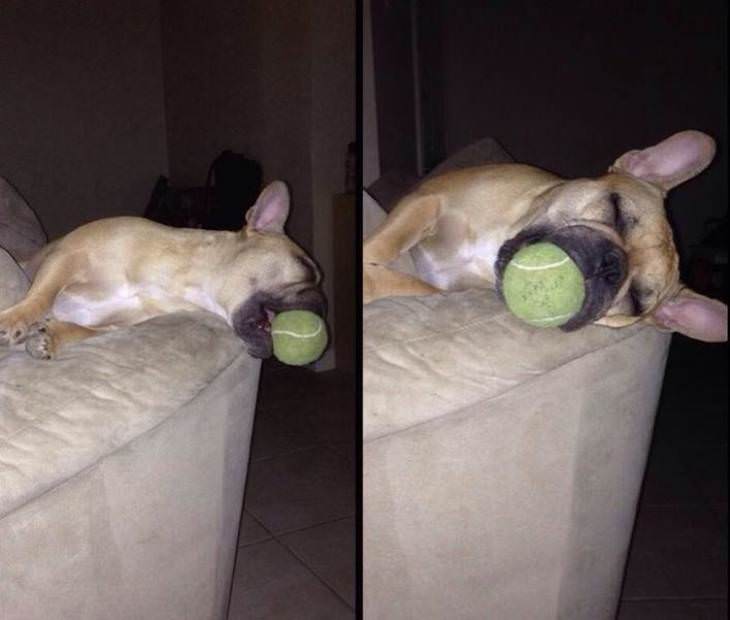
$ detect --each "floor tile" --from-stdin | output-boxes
[681,441,729,503]
[250,396,355,462]
[617,598,727,620]
[257,365,355,412]
[652,341,728,446]
[623,504,727,599]
[280,517,355,606]
[245,445,355,534]
[621,337,727,609]
[251,367,355,461]
[639,439,704,506]
[238,510,272,547]
[228,539,353,619]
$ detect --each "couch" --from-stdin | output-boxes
[362,141,672,619]
[0,177,260,620]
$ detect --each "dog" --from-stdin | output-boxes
[364,130,727,342]
[0,181,326,359]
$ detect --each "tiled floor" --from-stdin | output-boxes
[228,362,356,619]
[617,336,728,619]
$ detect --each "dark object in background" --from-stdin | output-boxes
[144,151,263,230]
[204,150,263,230]
[144,176,207,228]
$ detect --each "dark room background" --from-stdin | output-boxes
[372,0,727,265]
[0,0,355,370]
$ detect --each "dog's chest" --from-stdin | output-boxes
[412,233,502,290]
[51,282,221,327]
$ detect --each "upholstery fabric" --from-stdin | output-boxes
[0,311,260,619]
[0,177,47,262]
[0,247,29,312]
[425,136,514,178]
[365,137,514,213]
[363,290,671,619]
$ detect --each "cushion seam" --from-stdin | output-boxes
[0,349,251,519]
[363,307,513,352]
[364,326,667,444]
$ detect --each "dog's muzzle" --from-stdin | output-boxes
[233,288,327,359]
[496,224,627,330]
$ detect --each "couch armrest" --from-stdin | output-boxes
[364,290,671,619]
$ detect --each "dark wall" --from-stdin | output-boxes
[371,0,419,177]
[420,0,726,256]
[0,1,168,239]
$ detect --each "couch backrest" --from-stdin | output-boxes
[1,176,47,263]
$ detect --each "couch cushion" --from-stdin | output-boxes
[364,289,666,441]
[0,311,251,518]
[425,136,513,178]
[0,247,29,312]
[0,177,47,263]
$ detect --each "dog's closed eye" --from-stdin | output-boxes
[628,284,643,315]
[609,193,626,235]
[627,284,656,316]
[608,193,638,236]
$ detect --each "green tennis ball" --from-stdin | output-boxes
[502,242,586,328]
[271,310,328,366]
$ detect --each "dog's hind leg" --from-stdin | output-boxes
[363,193,443,303]
[0,250,78,345]
[25,319,101,360]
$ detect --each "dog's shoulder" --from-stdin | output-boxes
[418,163,558,195]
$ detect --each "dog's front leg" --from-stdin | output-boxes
[364,193,443,303]
[363,264,440,304]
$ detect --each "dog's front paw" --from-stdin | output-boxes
[0,313,31,346]
[25,326,55,360]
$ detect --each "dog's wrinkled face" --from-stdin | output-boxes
[496,174,676,330]
[221,181,327,359]
[232,242,326,359]
[497,131,721,334]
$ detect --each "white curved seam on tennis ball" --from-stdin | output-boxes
[529,312,574,324]
[271,323,324,339]
[510,256,571,270]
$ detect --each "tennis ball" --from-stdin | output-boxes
[502,242,585,328]
[271,310,328,366]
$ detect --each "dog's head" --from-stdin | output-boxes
[496,130,727,342]
[224,181,327,359]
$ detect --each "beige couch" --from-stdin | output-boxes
[0,179,260,620]
[363,152,672,618]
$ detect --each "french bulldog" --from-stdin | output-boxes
[364,130,727,342]
[0,181,326,359]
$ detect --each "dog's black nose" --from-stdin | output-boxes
[596,249,625,285]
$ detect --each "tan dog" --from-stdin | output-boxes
[0,181,326,359]
[364,130,727,342]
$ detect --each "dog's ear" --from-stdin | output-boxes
[610,130,716,192]
[245,181,290,233]
[650,286,727,342]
